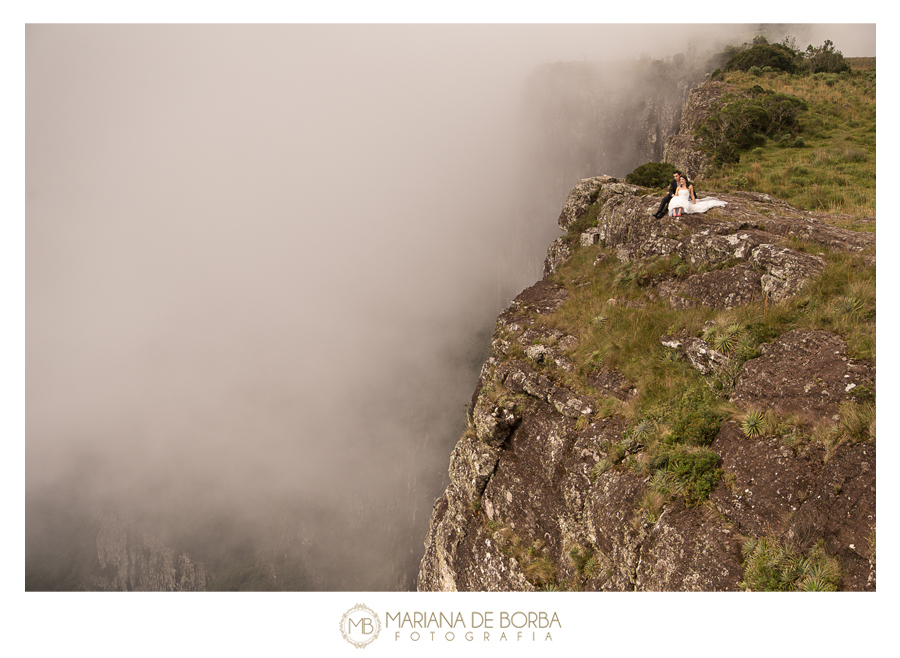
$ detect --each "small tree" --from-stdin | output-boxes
[799,39,851,74]
[724,43,797,74]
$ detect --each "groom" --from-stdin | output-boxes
[652,170,684,219]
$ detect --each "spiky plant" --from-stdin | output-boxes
[568,546,592,572]
[833,294,865,316]
[800,576,834,591]
[713,324,745,354]
[741,536,841,591]
[742,410,766,438]
[660,349,681,363]
[591,458,612,481]
[631,419,653,442]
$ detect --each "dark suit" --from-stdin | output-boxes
[654,177,684,218]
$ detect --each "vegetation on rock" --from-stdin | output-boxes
[647,36,873,218]
[740,536,842,591]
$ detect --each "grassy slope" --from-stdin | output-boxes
[702,62,876,223]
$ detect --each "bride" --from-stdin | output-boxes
[668,175,727,216]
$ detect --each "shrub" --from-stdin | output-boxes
[798,39,851,74]
[722,36,850,78]
[696,89,807,165]
[626,162,678,189]
[764,93,809,133]
[671,408,724,446]
[730,174,750,189]
[667,448,722,505]
[725,43,797,74]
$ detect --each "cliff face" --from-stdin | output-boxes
[87,513,209,591]
[417,86,876,591]
[662,81,731,178]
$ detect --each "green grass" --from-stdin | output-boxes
[545,239,874,409]
[700,67,875,220]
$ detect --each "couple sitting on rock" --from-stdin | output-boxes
[652,170,727,218]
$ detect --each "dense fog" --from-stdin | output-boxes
[25,24,876,590]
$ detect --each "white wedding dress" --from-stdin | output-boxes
[668,188,727,215]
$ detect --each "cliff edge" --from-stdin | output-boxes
[418,172,875,592]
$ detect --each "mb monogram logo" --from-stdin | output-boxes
[339,604,382,648]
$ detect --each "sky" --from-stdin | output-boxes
[9,8,890,658]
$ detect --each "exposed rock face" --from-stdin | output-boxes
[87,513,209,591]
[663,81,731,178]
[659,263,761,310]
[710,425,875,591]
[543,237,573,279]
[731,329,875,421]
[418,174,875,592]
[419,280,746,592]
[544,178,870,302]
[556,176,637,231]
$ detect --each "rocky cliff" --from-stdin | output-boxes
[418,118,875,591]
[86,513,209,591]
[662,80,731,178]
